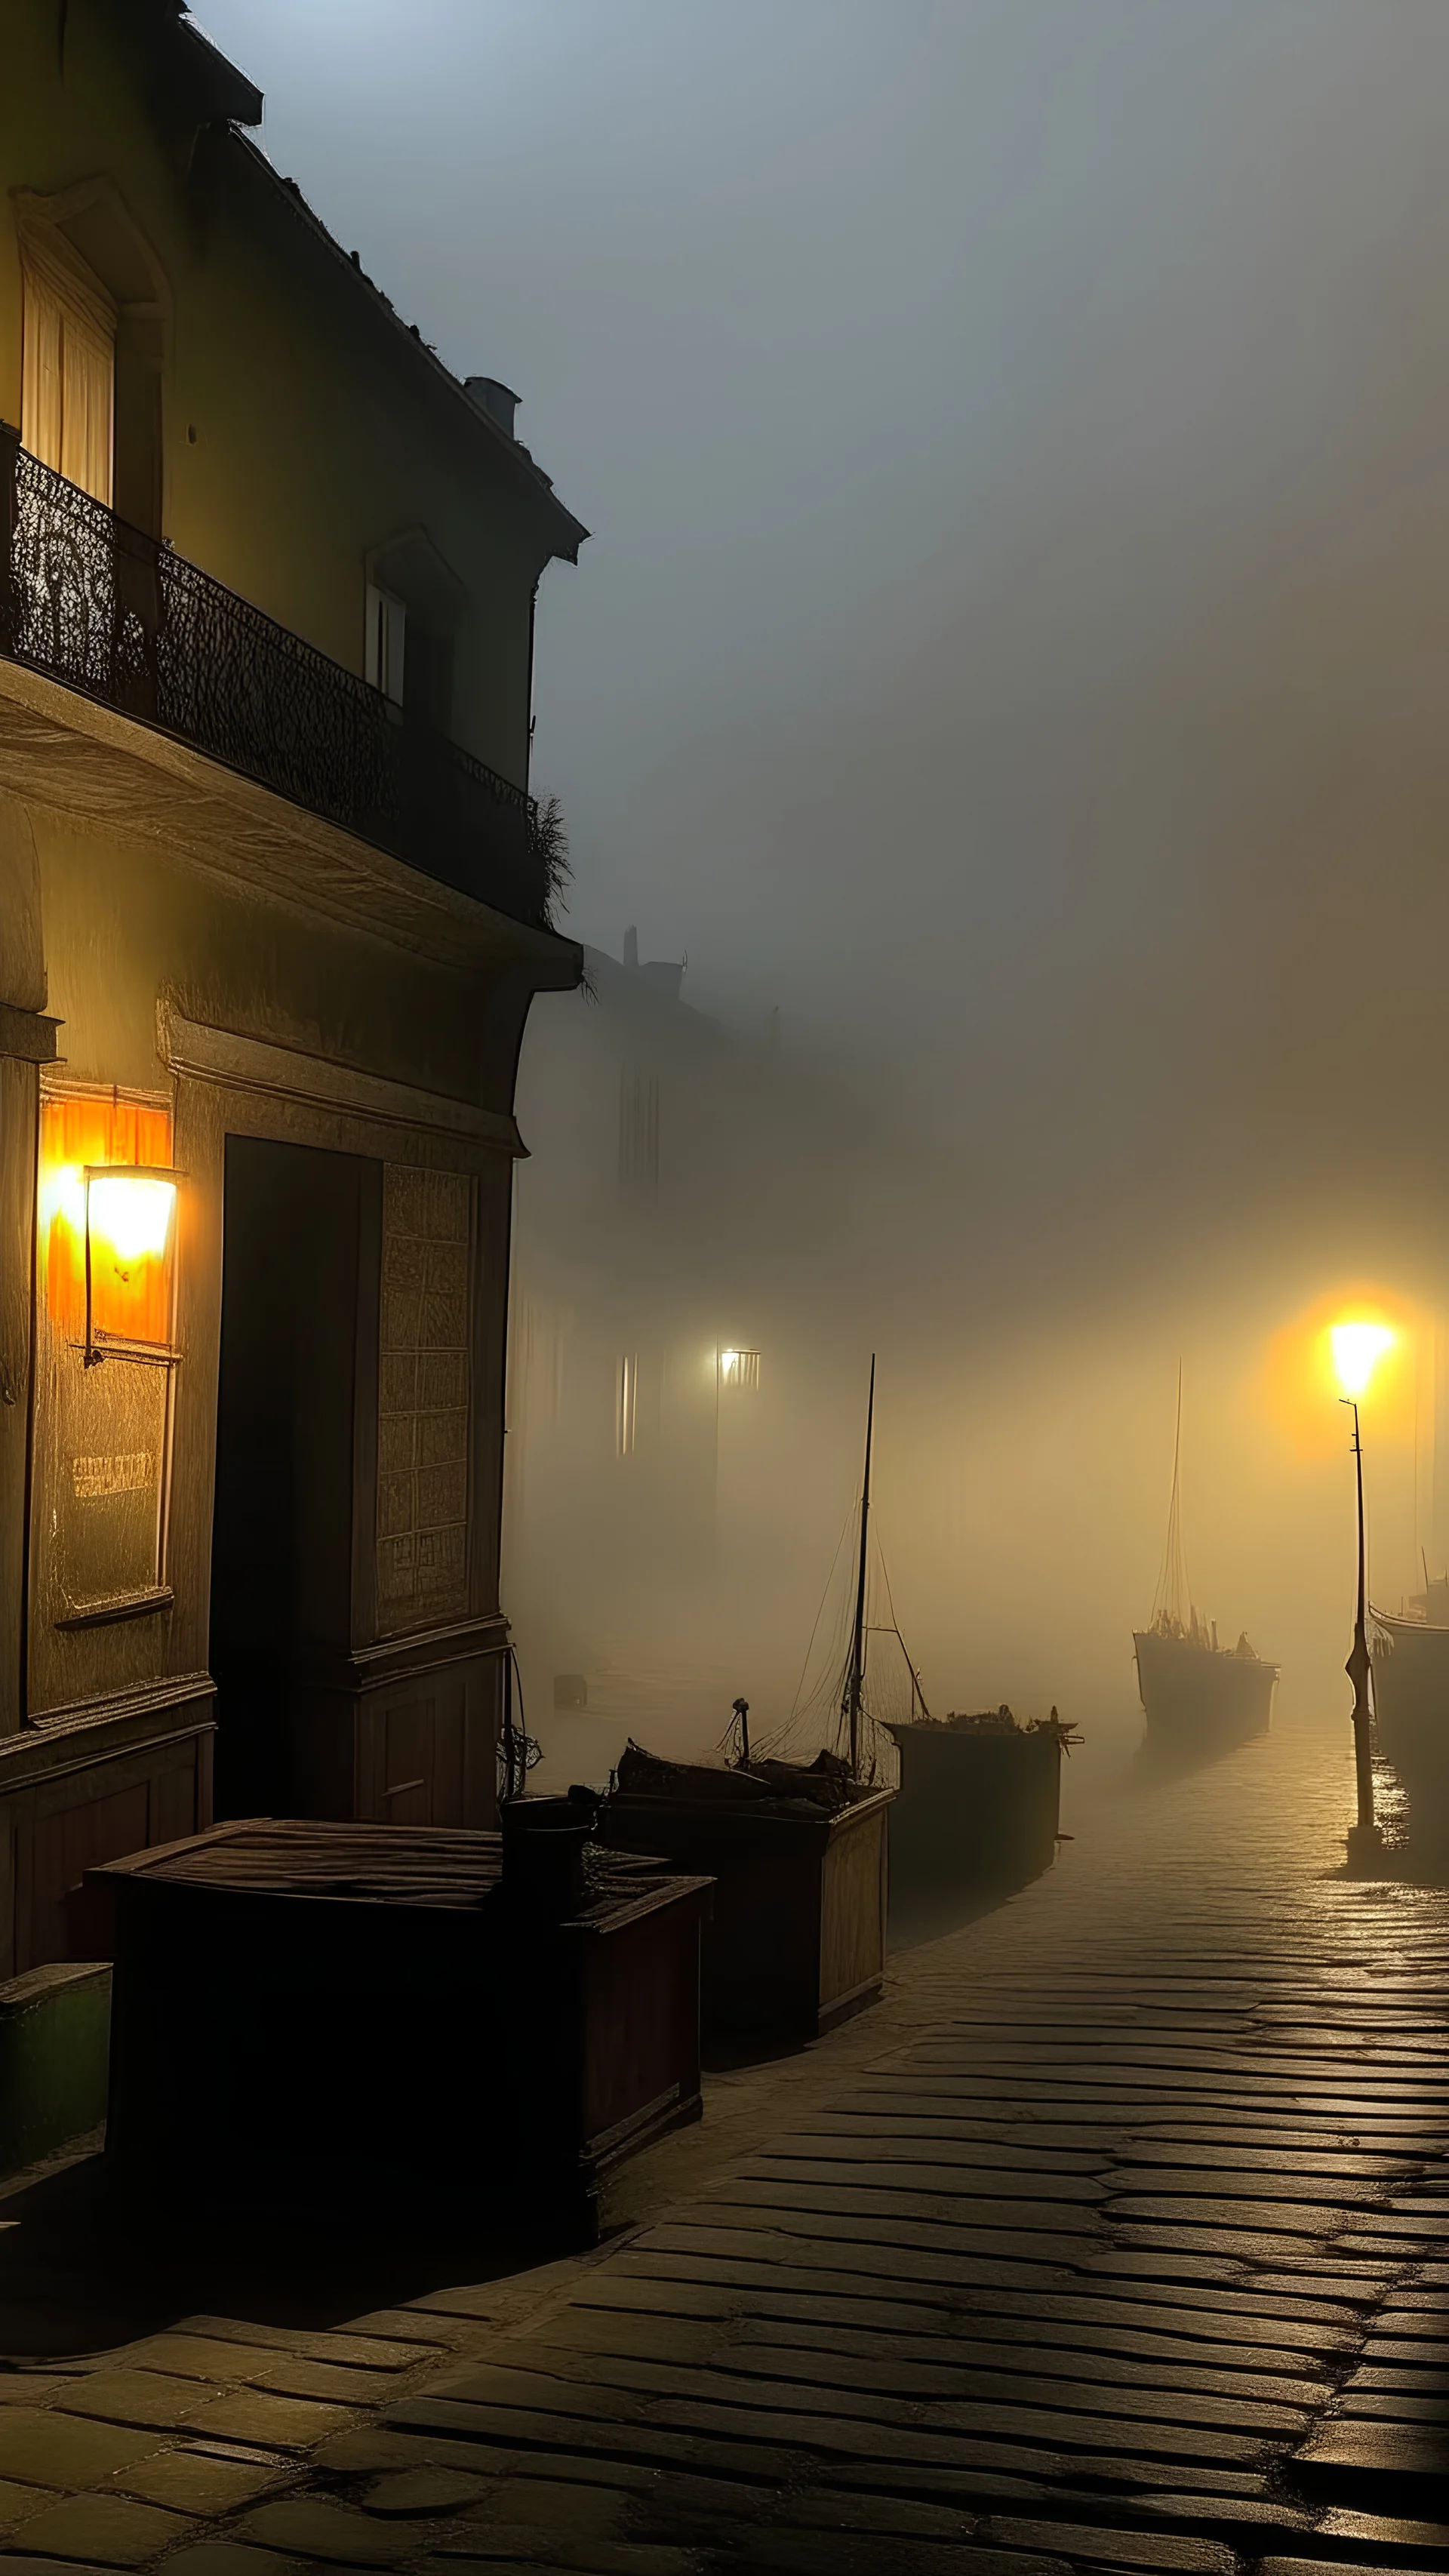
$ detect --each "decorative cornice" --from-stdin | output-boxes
[158,1005,526,1155]
[2,1670,215,1784]
[0,1002,60,1063]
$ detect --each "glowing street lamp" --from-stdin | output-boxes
[1331,1322,1394,1402]
[1331,1319,1395,1870]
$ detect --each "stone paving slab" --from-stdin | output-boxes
[2,1725,1449,2571]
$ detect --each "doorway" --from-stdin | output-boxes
[209,1136,378,1817]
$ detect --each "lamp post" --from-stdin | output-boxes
[1331,1322,1394,1873]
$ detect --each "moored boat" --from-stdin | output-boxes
[1133,1618,1278,1744]
[1371,1580,1449,1863]
[887,1704,1075,1892]
[1134,1369,1277,1748]
[596,1357,896,2041]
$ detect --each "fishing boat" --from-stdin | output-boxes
[1371,1571,1449,1861]
[804,1362,1075,1900]
[887,1703,1073,1896]
[595,1359,895,2042]
[1134,1371,1277,1748]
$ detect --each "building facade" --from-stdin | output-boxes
[504,940,876,1762]
[0,0,585,1974]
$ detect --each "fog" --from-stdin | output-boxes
[202,0,1449,1766]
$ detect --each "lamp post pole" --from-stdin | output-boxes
[1342,1396,1383,1872]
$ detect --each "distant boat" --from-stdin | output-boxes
[1133,1369,1277,1746]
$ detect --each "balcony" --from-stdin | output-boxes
[0,428,558,935]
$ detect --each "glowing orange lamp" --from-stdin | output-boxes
[82,1164,180,1366]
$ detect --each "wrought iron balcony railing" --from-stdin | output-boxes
[0,426,555,934]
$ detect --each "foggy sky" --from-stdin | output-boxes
[197,2,1449,1718]
[202,2,1449,1146]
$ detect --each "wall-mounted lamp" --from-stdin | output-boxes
[82,1165,181,1368]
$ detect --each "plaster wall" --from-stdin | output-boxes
[0,0,570,786]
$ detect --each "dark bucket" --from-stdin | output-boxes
[500,1795,595,1914]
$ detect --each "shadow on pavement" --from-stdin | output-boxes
[887,1850,1061,1953]
[0,2141,580,2363]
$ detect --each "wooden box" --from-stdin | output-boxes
[598,1787,893,2043]
[888,1722,1061,1892]
[89,1819,710,2239]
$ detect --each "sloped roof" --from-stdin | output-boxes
[140,4,588,561]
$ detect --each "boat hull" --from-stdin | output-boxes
[885,1723,1062,1893]
[1133,1631,1276,1747]
[1371,1614,1449,1861]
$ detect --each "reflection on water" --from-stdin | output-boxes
[1128,1718,1272,1791]
[1371,1754,1449,1885]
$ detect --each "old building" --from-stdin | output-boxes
[0,1,586,1974]
[504,938,878,1762]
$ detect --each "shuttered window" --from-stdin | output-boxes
[20,232,115,505]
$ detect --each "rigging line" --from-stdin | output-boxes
[788,1497,859,1720]
[873,1528,908,1655]
[1154,1356,1191,1627]
[869,1528,930,1716]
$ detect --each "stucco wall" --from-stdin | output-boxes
[0,0,577,787]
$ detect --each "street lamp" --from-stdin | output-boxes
[1331,1320,1395,1873]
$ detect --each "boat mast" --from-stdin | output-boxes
[846,1354,875,1775]
[1155,1360,1191,1631]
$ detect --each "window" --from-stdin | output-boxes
[619,1066,660,1194]
[365,530,462,732]
[20,232,115,504]
[365,580,407,705]
[720,1348,761,1393]
[617,1353,638,1457]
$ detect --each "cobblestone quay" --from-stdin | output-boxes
[2,1719,1447,2575]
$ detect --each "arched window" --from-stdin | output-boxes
[14,181,171,535]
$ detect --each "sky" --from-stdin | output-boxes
[196,1,1449,1731]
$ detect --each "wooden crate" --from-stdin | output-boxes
[598,1787,893,2043]
[89,1819,709,2239]
[888,1723,1061,1892]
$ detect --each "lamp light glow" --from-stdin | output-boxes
[88,1173,176,1270]
[718,1345,761,1391]
[1330,1320,1395,1400]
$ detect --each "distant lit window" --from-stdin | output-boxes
[617,1353,638,1456]
[720,1347,761,1392]
[365,580,407,705]
[619,1066,659,1194]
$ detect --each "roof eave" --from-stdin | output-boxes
[226,131,589,564]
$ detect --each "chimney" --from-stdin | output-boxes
[465,377,520,439]
[623,926,639,970]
